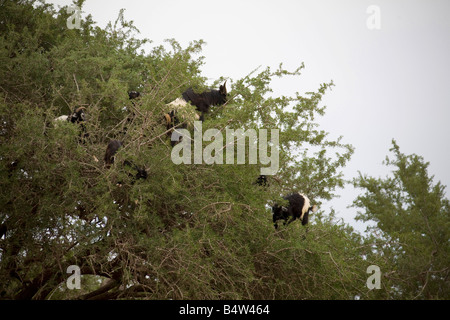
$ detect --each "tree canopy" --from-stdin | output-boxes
[0,0,448,300]
[352,140,449,299]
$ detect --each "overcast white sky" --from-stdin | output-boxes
[48,0,450,233]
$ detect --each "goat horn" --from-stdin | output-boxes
[164,113,172,125]
[75,106,86,112]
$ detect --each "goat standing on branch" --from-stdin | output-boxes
[54,106,89,141]
[164,81,228,146]
[165,81,227,121]
[128,91,140,100]
[104,140,148,183]
[121,91,141,136]
[181,81,228,121]
[54,106,86,123]
[272,193,318,229]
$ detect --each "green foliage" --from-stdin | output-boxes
[353,140,450,299]
[3,0,445,301]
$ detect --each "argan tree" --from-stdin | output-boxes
[0,0,385,300]
[353,140,450,299]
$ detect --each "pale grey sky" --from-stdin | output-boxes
[48,0,450,233]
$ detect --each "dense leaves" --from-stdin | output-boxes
[0,1,447,300]
[353,140,449,299]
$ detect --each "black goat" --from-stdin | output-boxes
[122,91,141,135]
[181,81,227,120]
[128,91,140,100]
[104,140,123,167]
[272,193,318,229]
[104,140,147,182]
[255,175,268,187]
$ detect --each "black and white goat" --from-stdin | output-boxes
[163,107,200,147]
[104,140,147,182]
[54,106,88,141]
[55,106,86,123]
[165,81,227,123]
[272,193,318,229]
[164,82,227,145]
